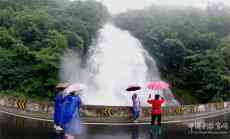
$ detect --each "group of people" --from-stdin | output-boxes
[53,84,165,138]
[53,86,82,139]
[132,93,165,126]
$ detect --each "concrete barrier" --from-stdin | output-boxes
[0,96,229,122]
[80,102,229,120]
[0,96,54,114]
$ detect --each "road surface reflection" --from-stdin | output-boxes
[0,112,229,139]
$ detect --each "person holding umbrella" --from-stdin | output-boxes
[61,83,85,139]
[146,81,170,136]
[54,83,70,132]
[146,81,169,126]
[132,93,141,122]
[147,94,165,126]
[63,92,82,139]
[126,85,142,123]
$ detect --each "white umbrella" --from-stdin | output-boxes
[63,83,86,97]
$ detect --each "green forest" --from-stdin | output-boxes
[0,0,108,100]
[114,4,230,103]
[0,0,229,104]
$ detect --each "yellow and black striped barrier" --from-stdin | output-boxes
[175,106,186,114]
[16,99,27,110]
[104,107,113,118]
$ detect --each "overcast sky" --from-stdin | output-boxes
[94,0,230,14]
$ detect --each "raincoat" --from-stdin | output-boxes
[61,94,82,135]
[53,91,64,125]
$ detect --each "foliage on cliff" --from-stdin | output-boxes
[0,0,108,99]
[114,5,230,103]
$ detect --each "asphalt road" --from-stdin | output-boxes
[0,112,229,139]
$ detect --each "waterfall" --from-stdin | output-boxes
[60,23,178,106]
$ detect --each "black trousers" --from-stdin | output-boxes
[151,114,161,126]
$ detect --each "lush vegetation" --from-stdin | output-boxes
[114,4,230,103]
[0,0,108,99]
[0,0,229,104]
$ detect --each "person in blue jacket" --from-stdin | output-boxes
[53,87,66,131]
[61,91,82,138]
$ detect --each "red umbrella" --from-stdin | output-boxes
[126,85,141,92]
[146,81,170,90]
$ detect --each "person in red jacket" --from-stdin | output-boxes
[147,94,165,126]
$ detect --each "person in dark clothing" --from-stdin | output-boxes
[147,94,165,126]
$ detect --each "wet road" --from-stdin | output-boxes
[0,112,229,139]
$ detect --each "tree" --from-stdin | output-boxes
[0,0,108,99]
[184,51,227,102]
[114,4,230,103]
[161,38,186,71]
[186,32,219,52]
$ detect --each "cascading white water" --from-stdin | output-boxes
[60,23,178,106]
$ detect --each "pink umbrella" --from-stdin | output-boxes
[64,83,86,94]
[146,81,170,90]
